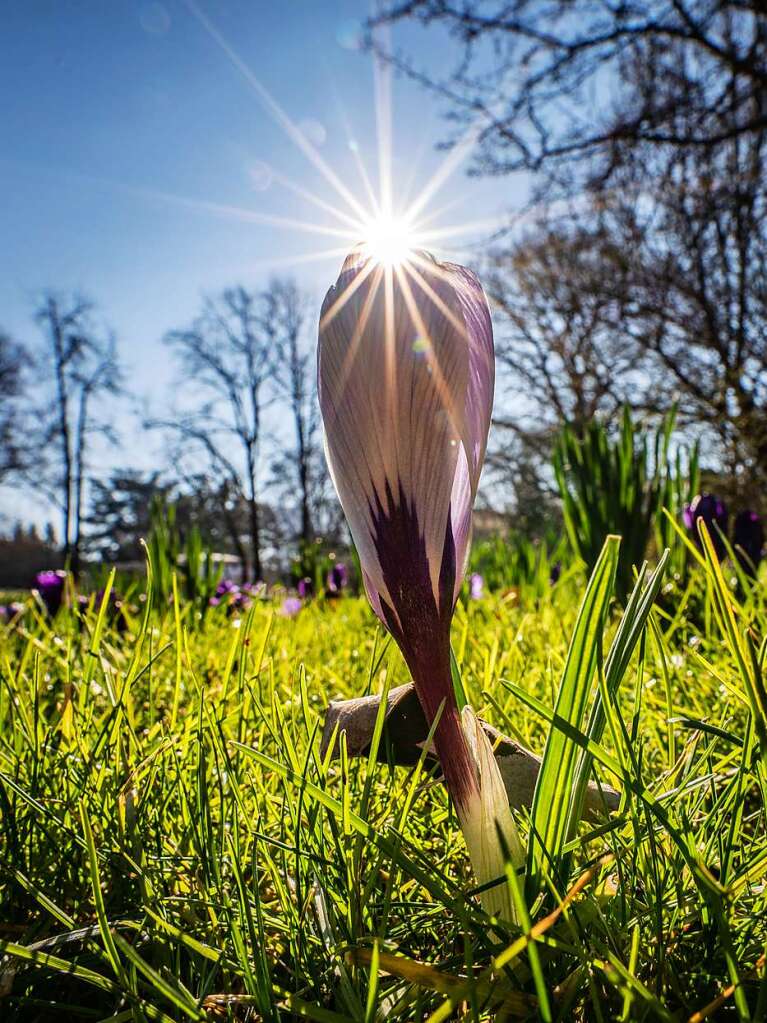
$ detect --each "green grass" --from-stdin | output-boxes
[1,552,766,1021]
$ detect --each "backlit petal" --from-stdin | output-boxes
[441,263,495,495]
[319,255,471,618]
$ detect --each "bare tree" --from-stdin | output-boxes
[486,221,648,454]
[599,139,767,490]
[33,294,121,576]
[0,331,27,483]
[373,1,767,194]
[484,123,767,494]
[161,286,278,581]
[267,279,334,549]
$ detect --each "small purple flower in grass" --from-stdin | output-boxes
[469,572,484,599]
[297,577,314,599]
[280,595,303,618]
[318,247,522,920]
[550,561,562,585]
[0,602,25,624]
[210,578,240,608]
[733,510,763,577]
[34,570,66,616]
[684,493,728,560]
[326,562,348,594]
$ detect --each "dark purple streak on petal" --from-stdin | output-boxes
[369,478,477,809]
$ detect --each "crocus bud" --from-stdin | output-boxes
[684,493,728,560]
[34,570,66,617]
[327,562,349,594]
[733,510,763,577]
[319,248,521,917]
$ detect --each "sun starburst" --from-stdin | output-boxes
[360,215,419,266]
[179,0,506,317]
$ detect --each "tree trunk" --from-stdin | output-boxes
[50,300,73,565]
[298,453,311,547]
[71,389,89,579]
[245,445,261,581]
[222,499,249,581]
[248,494,261,581]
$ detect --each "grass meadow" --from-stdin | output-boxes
[1,538,766,1021]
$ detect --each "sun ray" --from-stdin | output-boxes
[404,119,487,224]
[269,168,367,233]
[330,92,382,218]
[398,128,439,212]
[412,194,466,231]
[402,257,471,337]
[135,185,362,240]
[418,216,507,243]
[240,245,355,273]
[319,256,380,331]
[394,262,466,427]
[61,171,363,242]
[348,140,382,221]
[373,25,394,222]
[331,263,385,415]
[183,0,371,224]
[401,63,520,226]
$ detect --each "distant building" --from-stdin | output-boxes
[472,508,510,538]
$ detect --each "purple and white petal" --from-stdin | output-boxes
[449,444,473,605]
[319,255,473,623]
[439,263,495,496]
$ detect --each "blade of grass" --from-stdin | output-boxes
[526,535,620,898]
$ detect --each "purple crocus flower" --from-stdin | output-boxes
[733,510,763,577]
[280,595,303,618]
[469,572,484,599]
[297,576,314,599]
[550,561,562,585]
[34,570,66,616]
[318,247,521,918]
[0,602,24,623]
[684,493,729,560]
[232,591,252,612]
[210,578,239,607]
[326,562,348,594]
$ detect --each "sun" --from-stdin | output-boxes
[362,215,419,266]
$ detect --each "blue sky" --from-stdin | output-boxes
[1,1,525,528]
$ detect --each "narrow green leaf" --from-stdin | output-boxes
[526,535,619,897]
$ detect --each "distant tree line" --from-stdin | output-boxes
[0,280,343,583]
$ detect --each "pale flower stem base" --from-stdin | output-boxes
[456,706,525,926]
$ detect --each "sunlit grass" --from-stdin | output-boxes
[1,559,766,1020]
